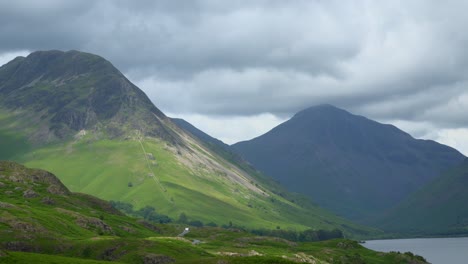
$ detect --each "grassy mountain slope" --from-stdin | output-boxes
[374,159,468,235]
[0,50,374,236]
[232,105,465,223]
[0,161,428,264]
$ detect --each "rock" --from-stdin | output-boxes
[9,176,19,182]
[100,245,126,261]
[143,254,175,264]
[4,191,13,195]
[14,187,22,191]
[248,250,262,256]
[147,153,155,160]
[41,196,55,205]
[47,184,67,195]
[137,220,161,233]
[12,221,44,233]
[0,202,15,208]
[23,189,38,198]
[5,241,35,252]
[76,216,113,234]
[120,225,135,233]
[337,241,358,249]
[0,182,4,187]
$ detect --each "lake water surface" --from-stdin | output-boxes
[364,237,468,264]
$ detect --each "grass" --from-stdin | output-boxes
[0,112,31,160]
[0,251,119,264]
[0,161,427,264]
[11,134,376,237]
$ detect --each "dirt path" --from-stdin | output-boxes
[136,131,168,195]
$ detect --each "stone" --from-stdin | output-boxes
[23,189,38,198]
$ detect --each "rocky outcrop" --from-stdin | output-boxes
[0,161,70,196]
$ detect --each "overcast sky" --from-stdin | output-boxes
[1,0,468,155]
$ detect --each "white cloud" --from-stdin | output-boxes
[431,128,468,156]
[167,112,287,145]
[0,50,29,67]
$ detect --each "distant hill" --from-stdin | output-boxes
[232,104,465,223]
[0,50,373,236]
[374,158,468,235]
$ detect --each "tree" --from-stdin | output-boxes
[178,212,188,224]
[206,222,218,227]
[138,206,156,219]
[188,220,204,227]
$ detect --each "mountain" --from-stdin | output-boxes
[0,50,373,236]
[0,161,427,264]
[170,117,257,178]
[232,104,465,223]
[374,158,468,235]
[0,50,175,144]
[171,118,230,151]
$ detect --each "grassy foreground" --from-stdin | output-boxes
[0,161,427,263]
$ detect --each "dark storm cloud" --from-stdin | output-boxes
[2,0,468,144]
[0,0,362,76]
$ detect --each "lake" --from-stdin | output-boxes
[364,237,468,264]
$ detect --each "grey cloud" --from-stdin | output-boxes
[1,0,468,134]
[0,0,363,77]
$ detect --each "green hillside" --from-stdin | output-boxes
[0,50,376,237]
[0,161,428,264]
[374,159,468,235]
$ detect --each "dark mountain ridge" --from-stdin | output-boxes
[232,104,465,223]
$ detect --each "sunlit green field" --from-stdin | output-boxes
[19,137,351,232]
